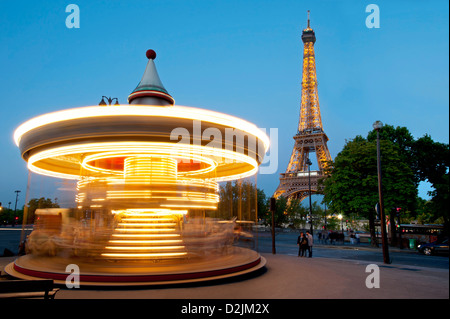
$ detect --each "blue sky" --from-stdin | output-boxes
[0,0,448,209]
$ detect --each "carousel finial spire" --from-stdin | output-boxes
[128,49,175,106]
[146,49,157,60]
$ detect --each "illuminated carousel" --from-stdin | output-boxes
[5,50,268,286]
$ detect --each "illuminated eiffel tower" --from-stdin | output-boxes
[274,11,332,201]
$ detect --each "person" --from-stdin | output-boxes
[350,232,355,245]
[297,232,303,256]
[324,231,330,244]
[329,231,336,244]
[355,232,360,245]
[297,232,308,257]
[306,231,313,258]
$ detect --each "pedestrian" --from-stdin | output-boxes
[329,231,336,244]
[297,232,302,256]
[324,231,330,244]
[306,231,313,258]
[355,232,360,245]
[297,232,308,257]
[350,232,355,245]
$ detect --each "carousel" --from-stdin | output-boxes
[5,50,268,286]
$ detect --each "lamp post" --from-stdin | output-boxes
[306,158,313,234]
[373,120,391,264]
[338,214,344,244]
[270,197,276,254]
[99,96,119,106]
[14,190,21,227]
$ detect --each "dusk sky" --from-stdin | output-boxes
[1,0,448,209]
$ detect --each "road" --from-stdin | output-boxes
[1,227,448,270]
[253,231,449,270]
[0,227,29,255]
[1,227,448,301]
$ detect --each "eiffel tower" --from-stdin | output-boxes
[274,11,332,201]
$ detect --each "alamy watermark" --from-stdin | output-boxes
[65,4,80,29]
[169,120,278,175]
[65,264,80,288]
[365,264,380,288]
[365,4,380,29]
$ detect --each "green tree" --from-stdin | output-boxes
[324,216,340,231]
[256,188,269,222]
[26,197,60,224]
[367,124,416,183]
[427,173,449,227]
[412,135,449,233]
[257,196,300,229]
[217,180,259,221]
[0,207,24,225]
[322,133,417,246]
[367,127,449,233]
[285,198,307,229]
[272,196,288,227]
[310,201,326,230]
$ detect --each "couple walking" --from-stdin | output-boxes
[297,231,313,258]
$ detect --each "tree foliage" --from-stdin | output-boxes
[217,180,257,221]
[0,207,23,225]
[26,197,60,224]
[412,135,449,227]
[322,133,417,217]
[322,124,449,236]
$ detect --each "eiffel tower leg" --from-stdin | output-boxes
[314,136,331,171]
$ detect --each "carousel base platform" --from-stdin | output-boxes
[4,247,265,287]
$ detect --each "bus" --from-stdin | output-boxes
[397,224,444,246]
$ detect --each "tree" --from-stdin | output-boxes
[413,135,449,185]
[285,198,307,229]
[26,197,60,224]
[310,201,326,230]
[321,132,417,246]
[218,181,307,229]
[217,180,259,222]
[427,173,449,229]
[272,196,288,228]
[367,124,417,185]
[367,127,449,234]
[412,135,449,233]
[0,206,24,225]
[255,195,305,229]
[256,187,269,222]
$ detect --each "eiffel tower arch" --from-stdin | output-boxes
[274,12,332,202]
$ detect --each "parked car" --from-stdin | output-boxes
[417,238,449,256]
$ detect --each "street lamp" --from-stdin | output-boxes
[306,158,313,234]
[338,214,344,244]
[270,197,276,255]
[99,96,120,106]
[14,190,21,227]
[373,120,391,264]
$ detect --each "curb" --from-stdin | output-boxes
[316,244,419,254]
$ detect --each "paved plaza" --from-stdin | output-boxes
[1,250,448,299]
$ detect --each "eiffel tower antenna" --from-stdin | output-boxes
[274,12,332,202]
[307,10,310,28]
